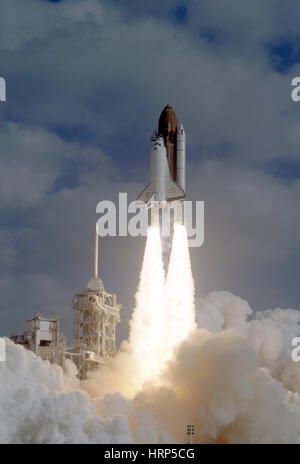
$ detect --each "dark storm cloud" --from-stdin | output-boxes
[0,0,300,341]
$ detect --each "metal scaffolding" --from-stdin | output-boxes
[72,283,120,360]
[10,313,67,362]
[71,225,121,378]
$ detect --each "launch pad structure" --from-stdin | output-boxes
[70,225,121,378]
[10,313,67,364]
[10,225,121,379]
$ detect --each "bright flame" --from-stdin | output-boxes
[164,224,196,360]
[128,225,166,386]
[128,223,196,389]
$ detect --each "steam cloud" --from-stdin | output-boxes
[1,226,300,443]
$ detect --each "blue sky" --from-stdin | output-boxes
[1,0,300,342]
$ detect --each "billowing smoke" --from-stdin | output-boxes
[0,341,133,444]
[1,225,300,443]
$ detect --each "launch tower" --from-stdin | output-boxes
[72,225,121,377]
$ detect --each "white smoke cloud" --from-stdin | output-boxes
[0,341,132,444]
[196,291,252,333]
[3,288,300,444]
[196,292,300,394]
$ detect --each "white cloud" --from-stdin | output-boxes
[0,122,110,209]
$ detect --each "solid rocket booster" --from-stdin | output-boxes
[137,104,186,205]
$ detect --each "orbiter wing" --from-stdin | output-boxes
[136,175,185,206]
[136,182,154,205]
[165,175,185,201]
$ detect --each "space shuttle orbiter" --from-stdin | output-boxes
[137,104,186,206]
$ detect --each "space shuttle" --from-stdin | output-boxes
[137,104,186,206]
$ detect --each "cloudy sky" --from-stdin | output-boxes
[0,0,300,342]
